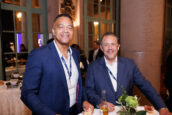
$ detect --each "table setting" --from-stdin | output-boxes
[0,73,31,115]
[79,106,159,115]
[80,88,159,115]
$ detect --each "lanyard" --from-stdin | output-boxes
[61,50,72,79]
[106,66,117,81]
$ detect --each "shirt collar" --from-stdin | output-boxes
[104,56,118,66]
[94,48,99,52]
[53,40,72,58]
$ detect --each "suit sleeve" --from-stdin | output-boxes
[21,50,56,115]
[85,64,101,107]
[132,61,166,110]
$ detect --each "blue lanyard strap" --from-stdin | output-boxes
[106,66,117,81]
[61,50,72,79]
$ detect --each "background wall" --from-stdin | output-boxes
[47,0,83,48]
[120,0,165,105]
[47,0,59,34]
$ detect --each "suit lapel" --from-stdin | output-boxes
[49,42,68,92]
[116,57,125,99]
[100,58,116,95]
[99,57,126,101]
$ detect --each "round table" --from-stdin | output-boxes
[0,83,31,115]
[79,106,159,115]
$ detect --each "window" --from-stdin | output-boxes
[84,0,119,56]
[3,0,26,6]
[0,0,48,80]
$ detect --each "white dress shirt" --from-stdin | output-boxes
[104,57,118,92]
[54,41,79,107]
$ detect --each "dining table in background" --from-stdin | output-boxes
[0,83,31,115]
[5,65,25,80]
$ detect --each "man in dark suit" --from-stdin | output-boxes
[21,14,93,115]
[88,41,104,63]
[85,32,171,115]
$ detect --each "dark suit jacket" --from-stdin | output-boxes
[21,42,82,115]
[88,49,104,63]
[85,56,166,110]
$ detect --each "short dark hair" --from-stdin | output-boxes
[53,14,73,23]
[100,32,120,44]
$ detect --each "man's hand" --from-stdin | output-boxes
[104,101,115,112]
[98,101,115,112]
[159,108,172,115]
[83,101,94,112]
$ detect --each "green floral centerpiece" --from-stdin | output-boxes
[117,87,146,115]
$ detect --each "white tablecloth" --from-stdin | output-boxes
[79,106,159,115]
[0,84,31,115]
[5,65,25,80]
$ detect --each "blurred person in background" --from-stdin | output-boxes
[71,44,88,86]
[88,41,104,63]
[3,43,14,67]
[18,44,28,65]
